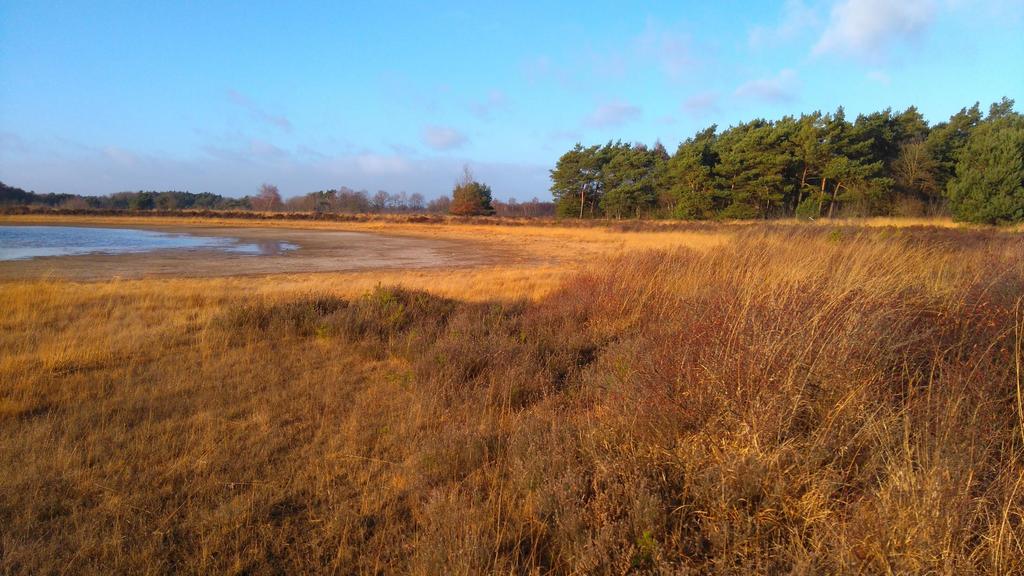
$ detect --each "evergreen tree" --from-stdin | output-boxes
[926,103,983,192]
[791,112,829,218]
[450,167,495,216]
[600,144,660,218]
[714,119,797,218]
[550,144,604,218]
[893,106,930,145]
[663,126,718,219]
[947,104,1024,224]
[830,112,894,216]
[548,98,1019,223]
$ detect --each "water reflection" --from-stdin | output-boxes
[229,239,300,256]
[0,226,299,261]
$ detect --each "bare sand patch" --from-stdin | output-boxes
[0,214,738,301]
[0,224,504,281]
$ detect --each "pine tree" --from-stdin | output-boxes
[449,166,495,216]
[947,105,1024,224]
[600,144,660,218]
[548,98,1019,223]
[714,120,792,218]
[926,103,982,192]
[550,144,603,218]
[663,126,718,219]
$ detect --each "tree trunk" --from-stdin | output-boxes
[817,177,827,217]
[827,180,841,218]
[579,187,585,219]
[797,166,808,206]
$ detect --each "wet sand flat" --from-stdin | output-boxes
[0,224,500,281]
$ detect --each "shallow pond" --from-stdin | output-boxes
[0,225,297,261]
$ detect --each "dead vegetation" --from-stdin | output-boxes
[1,224,1023,574]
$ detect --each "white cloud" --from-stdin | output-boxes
[420,125,468,151]
[749,0,819,48]
[735,69,800,103]
[813,0,937,59]
[585,101,642,128]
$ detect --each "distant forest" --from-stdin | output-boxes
[0,182,555,218]
[551,98,1023,224]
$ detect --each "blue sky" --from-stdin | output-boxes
[1,1,1022,200]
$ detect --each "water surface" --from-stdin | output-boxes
[0,225,297,261]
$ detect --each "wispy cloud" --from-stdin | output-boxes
[682,91,721,116]
[375,72,445,114]
[355,154,412,174]
[468,89,509,120]
[635,19,696,79]
[585,101,642,128]
[248,139,289,159]
[0,131,32,156]
[545,128,583,142]
[421,125,468,150]
[812,0,936,60]
[520,55,573,87]
[735,69,800,103]
[102,146,141,167]
[866,70,892,85]
[202,138,290,164]
[226,89,292,132]
[0,135,549,200]
[522,19,701,89]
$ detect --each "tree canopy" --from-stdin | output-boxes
[449,167,495,216]
[550,98,1023,224]
[946,105,1024,224]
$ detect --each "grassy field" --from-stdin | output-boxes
[1,217,1023,574]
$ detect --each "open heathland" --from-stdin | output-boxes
[1,217,1023,574]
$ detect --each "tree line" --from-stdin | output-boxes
[0,184,250,211]
[550,98,1023,224]
[243,181,554,217]
[0,181,555,217]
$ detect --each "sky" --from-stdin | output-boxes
[1,0,1022,200]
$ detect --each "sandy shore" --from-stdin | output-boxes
[0,223,501,281]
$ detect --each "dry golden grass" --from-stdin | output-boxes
[1,218,1023,574]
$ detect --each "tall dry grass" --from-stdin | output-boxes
[1,225,1022,574]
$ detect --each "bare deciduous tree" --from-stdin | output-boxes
[251,183,283,212]
[894,140,939,201]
